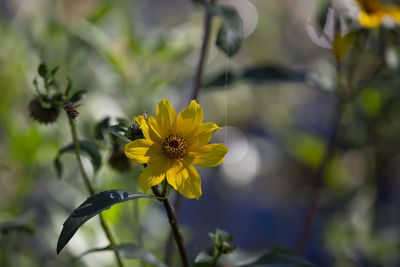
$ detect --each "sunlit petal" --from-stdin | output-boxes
[187,122,221,150]
[177,164,202,200]
[124,139,154,164]
[135,115,163,144]
[177,100,203,140]
[139,158,170,193]
[166,160,189,191]
[191,144,228,167]
[156,99,177,137]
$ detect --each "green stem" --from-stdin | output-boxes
[164,1,216,264]
[210,250,222,267]
[68,119,125,267]
[192,0,216,101]
[152,186,190,267]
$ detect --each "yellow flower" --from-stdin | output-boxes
[125,99,228,199]
[356,0,400,28]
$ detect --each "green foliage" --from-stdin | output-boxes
[205,65,306,88]
[57,190,158,254]
[69,90,88,104]
[214,5,243,57]
[76,243,167,267]
[194,229,236,266]
[54,140,102,178]
[94,117,111,140]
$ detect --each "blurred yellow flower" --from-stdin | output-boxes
[125,99,228,199]
[356,0,400,28]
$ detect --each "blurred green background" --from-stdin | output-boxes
[1,0,400,266]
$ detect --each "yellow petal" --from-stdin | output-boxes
[177,100,203,140]
[139,158,169,193]
[135,115,163,144]
[187,122,221,150]
[172,162,202,199]
[124,139,154,164]
[191,144,228,167]
[386,7,400,23]
[156,99,177,137]
[359,12,383,28]
[166,160,189,191]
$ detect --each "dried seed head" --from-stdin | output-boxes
[28,96,60,124]
[63,101,79,120]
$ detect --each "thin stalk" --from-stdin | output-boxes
[295,97,344,256]
[132,179,145,267]
[164,1,216,264]
[68,119,125,267]
[152,186,190,267]
[192,0,216,100]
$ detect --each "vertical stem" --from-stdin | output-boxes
[165,1,216,264]
[132,180,145,267]
[68,119,125,267]
[192,0,216,101]
[295,99,344,256]
[152,186,190,267]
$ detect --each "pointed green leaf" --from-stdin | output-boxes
[109,125,132,143]
[215,5,243,57]
[57,190,158,254]
[54,140,102,178]
[194,251,213,266]
[38,63,48,80]
[65,77,73,97]
[50,66,59,77]
[69,90,87,103]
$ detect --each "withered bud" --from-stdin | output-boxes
[63,101,79,120]
[29,96,60,124]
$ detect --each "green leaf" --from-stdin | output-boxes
[204,65,306,88]
[215,5,243,57]
[76,243,167,267]
[54,140,102,178]
[50,66,59,77]
[38,63,48,80]
[65,77,73,97]
[194,251,213,266]
[204,71,238,87]
[109,125,132,143]
[57,190,158,254]
[94,117,110,140]
[240,251,315,267]
[242,65,306,83]
[69,90,87,103]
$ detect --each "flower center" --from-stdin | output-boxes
[162,135,187,159]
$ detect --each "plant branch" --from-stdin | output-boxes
[152,186,190,267]
[68,119,125,267]
[192,0,216,101]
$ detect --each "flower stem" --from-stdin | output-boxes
[295,98,344,256]
[164,1,216,264]
[192,0,216,101]
[152,186,190,267]
[68,119,125,267]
